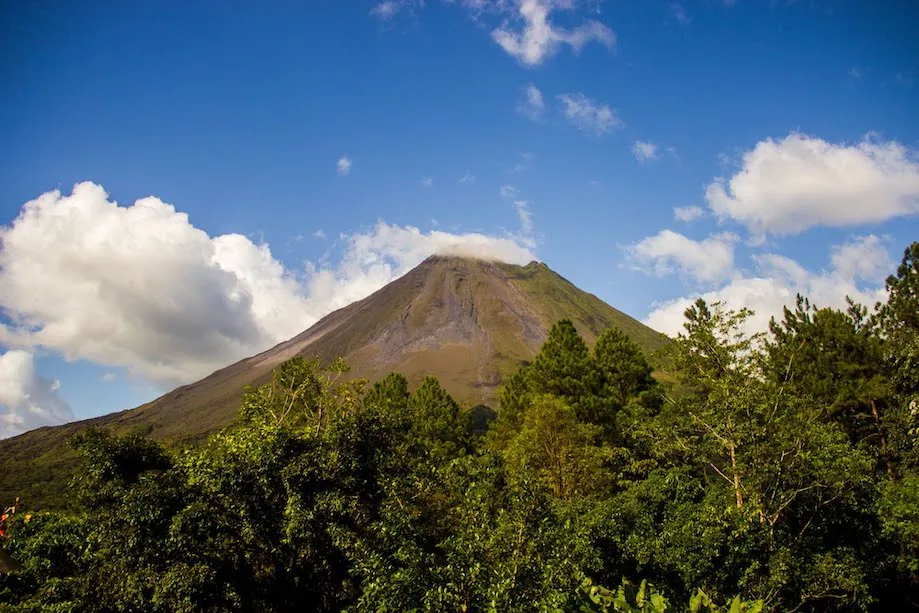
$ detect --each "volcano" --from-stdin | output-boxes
[0,255,668,507]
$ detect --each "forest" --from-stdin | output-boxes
[0,242,917,612]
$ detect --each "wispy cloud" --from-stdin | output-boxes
[632,140,659,162]
[337,155,352,176]
[667,2,691,25]
[458,172,475,184]
[557,92,622,136]
[314,229,326,239]
[370,0,423,21]
[420,177,434,188]
[517,83,545,121]
[673,206,704,222]
[491,0,615,67]
[514,200,534,236]
[499,183,535,244]
[510,152,535,173]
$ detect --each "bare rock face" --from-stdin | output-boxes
[0,255,669,505]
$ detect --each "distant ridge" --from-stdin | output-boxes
[0,255,668,507]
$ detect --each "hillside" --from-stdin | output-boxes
[0,255,668,508]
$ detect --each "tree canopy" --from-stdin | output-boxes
[2,243,918,612]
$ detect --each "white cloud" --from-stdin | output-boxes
[705,133,919,237]
[667,2,691,25]
[372,1,400,19]
[314,229,326,239]
[101,372,117,383]
[557,93,621,136]
[305,222,537,314]
[499,184,535,244]
[829,234,894,283]
[0,350,75,439]
[643,236,891,337]
[459,172,475,184]
[336,155,352,176]
[371,0,424,20]
[491,0,615,67]
[673,206,704,222]
[0,183,535,389]
[517,83,545,120]
[514,200,534,236]
[421,177,434,188]
[510,152,535,173]
[632,140,659,162]
[626,230,737,284]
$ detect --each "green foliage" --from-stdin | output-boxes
[4,242,919,611]
[577,578,763,613]
[504,394,610,500]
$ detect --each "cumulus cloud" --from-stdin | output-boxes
[0,350,75,439]
[625,230,737,284]
[558,93,621,136]
[829,234,894,283]
[500,184,520,199]
[705,133,919,237]
[313,229,326,239]
[0,183,536,388]
[491,0,615,67]
[517,83,545,121]
[336,156,352,176]
[643,236,892,337]
[673,206,704,222]
[632,140,659,163]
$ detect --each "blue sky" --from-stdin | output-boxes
[1,0,917,436]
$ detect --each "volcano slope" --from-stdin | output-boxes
[0,255,669,507]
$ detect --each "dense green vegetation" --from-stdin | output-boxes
[1,243,917,611]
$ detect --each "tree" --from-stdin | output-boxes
[594,327,657,410]
[239,356,359,430]
[503,394,610,500]
[632,299,878,609]
[407,376,469,461]
[877,242,919,471]
[766,296,896,478]
[528,319,595,415]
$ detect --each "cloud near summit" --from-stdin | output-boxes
[0,183,535,393]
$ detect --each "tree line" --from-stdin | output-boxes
[1,243,917,612]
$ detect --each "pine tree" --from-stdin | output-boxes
[593,326,657,409]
